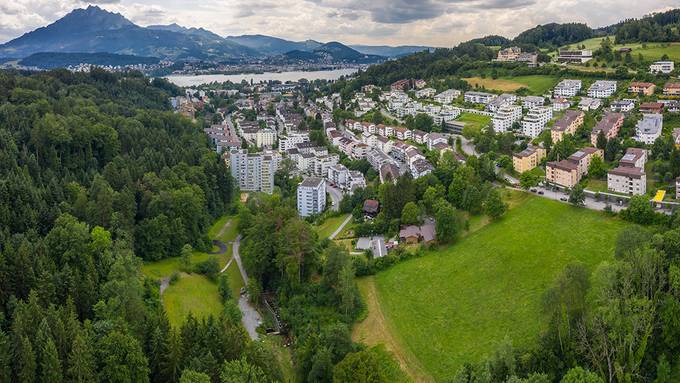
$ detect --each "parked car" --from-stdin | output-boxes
[530,188,537,193]
[538,191,544,195]
[560,197,568,202]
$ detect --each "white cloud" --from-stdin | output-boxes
[0,0,677,47]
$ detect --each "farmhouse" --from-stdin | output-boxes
[399,220,436,244]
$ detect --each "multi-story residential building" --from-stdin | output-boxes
[628,82,656,95]
[434,89,461,104]
[427,133,448,150]
[551,110,584,143]
[313,154,339,177]
[517,52,539,67]
[229,149,277,194]
[664,82,680,96]
[390,79,411,91]
[297,177,326,217]
[521,106,553,138]
[413,130,429,144]
[650,61,675,74]
[553,79,582,97]
[588,80,617,98]
[552,97,571,111]
[591,112,624,145]
[256,128,276,148]
[464,91,497,104]
[546,147,602,187]
[557,50,593,63]
[608,148,647,195]
[522,96,545,109]
[635,114,664,145]
[487,93,517,112]
[640,102,664,114]
[512,145,546,173]
[610,99,636,113]
[279,132,310,151]
[415,88,436,98]
[410,158,434,179]
[492,104,522,133]
[394,127,412,141]
[578,97,602,111]
[496,46,522,61]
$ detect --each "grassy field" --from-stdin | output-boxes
[457,112,491,135]
[314,214,350,239]
[225,261,245,298]
[559,36,680,61]
[142,216,238,279]
[163,273,223,327]
[464,75,558,94]
[368,195,630,381]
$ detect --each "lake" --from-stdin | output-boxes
[165,68,358,87]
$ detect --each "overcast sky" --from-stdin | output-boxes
[1,0,679,46]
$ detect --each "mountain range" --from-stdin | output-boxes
[0,6,430,65]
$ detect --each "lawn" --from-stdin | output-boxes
[457,112,491,135]
[314,214,350,239]
[163,273,223,327]
[559,36,680,62]
[225,261,245,299]
[463,75,558,94]
[370,195,630,381]
[142,215,238,279]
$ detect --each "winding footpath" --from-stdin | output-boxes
[230,235,262,340]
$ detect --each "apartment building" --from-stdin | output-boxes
[521,106,553,138]
[464,91,497,104]
[635,114,663,145]
[546,147,602,188]
[279,132,310,151]
[608,148,647,195]
[553,79,582,97]
[256,128,276,148]
[628,82,656,96]
[229,149,277,194]
[434,89,461,104]
[297,177,326,217]
[664,82,680,96]
[522,96,545,109]
[557,50,593,63]
[590,112,624,146]
[487,93,517,112]
[512,145,546,173]
[552,97,571,111]
[610,99,635,113]
[492,104,522,133]
[650,61,675,74]
[578,97,602,111]
[415,88,436,98]
[588,80,617,98]
[551,110,584,143]
[640,102,664,114]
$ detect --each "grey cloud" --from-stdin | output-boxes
[80,0,121,4]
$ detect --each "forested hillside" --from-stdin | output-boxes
[0,69,244,382]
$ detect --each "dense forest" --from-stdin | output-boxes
[0,69,246,382]
[513,23,593,48]
[610,9,680,44]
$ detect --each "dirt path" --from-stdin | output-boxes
[216,218,232,239]
[352,277,433,383]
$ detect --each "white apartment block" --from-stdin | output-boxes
[588,80,617,98]
[487,93,517,113]
[553,79,582,97]
[297,177,326,217]
[650,61,675,74]
[635,114,663,145]
[279,132,310,151]
[521,106,553,138]
[229,149,277,194]
[256,128,276,148]
[434,89,461,104]
[492,105,522,133]
[522,96,545,109]
[415,88,436,98]
[464,91,497,104]
[313,154,339,177]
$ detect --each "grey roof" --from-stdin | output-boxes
[299,177,324,188]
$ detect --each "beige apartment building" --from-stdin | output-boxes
[512,145,546,173]
[546,147,603,188]
[551,110,584,143]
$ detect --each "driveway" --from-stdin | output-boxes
[514,185,627,213]
[327,184,343,212]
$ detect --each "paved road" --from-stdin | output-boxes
[326,184,343,212]
[231,235,262,340]
[512,185,627,213]
[207,239,227,255]
[329,214,353,240]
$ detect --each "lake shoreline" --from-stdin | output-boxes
[165,68,359,87]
